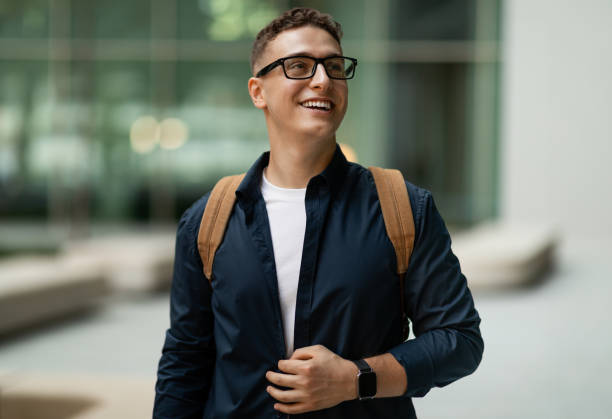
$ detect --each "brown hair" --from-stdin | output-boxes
[250,7,343,74]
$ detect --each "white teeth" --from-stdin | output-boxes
[301,100,332,110]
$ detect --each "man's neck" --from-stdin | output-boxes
[265,136,336,189]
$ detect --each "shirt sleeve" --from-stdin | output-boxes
[387,187,484,398]
[153,195,216,418]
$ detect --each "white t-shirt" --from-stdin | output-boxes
[260,170,307,357]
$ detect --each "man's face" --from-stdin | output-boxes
[250,26,349,141]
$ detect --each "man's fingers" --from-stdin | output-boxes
[265,371,299,387]
[290,345,321,360]
[291,350,312,360]
[266,385,303,403]
[277,359,305,374]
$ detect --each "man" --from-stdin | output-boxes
[154,7,483,419]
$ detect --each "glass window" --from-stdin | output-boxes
[390,0,476,41]
[71,0,151,39]
[0,0,49,38]
[0,0,501,224]
[178,0,284,41]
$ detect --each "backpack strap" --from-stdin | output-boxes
[368,167,415,274]
[197,173,245,282]
[369,166,415,340]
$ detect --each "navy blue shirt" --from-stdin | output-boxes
[154,145,483,418]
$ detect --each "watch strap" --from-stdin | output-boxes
[352,358,372,373]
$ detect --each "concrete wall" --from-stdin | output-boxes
[500,0,612,239]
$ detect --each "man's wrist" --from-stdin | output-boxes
[343,359,360,401]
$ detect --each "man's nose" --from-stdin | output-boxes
[309,63,331,89]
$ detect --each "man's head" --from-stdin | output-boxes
[248,8,353,144]
[250,7,343,76]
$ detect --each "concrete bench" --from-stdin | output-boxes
[0,228,174,335]
[62,231,175,293]
[0,256,108,336]
[451,221,558,289]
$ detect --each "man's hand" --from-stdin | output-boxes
[265,344,358,414]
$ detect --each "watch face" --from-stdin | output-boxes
[359,371,377,398]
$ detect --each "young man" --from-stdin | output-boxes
[154,7,483,419]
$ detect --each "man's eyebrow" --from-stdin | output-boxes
[286,51,343,58]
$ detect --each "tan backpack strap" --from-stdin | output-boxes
[369,167,415,274]
[370,166,415,341]
[197,173,245,282]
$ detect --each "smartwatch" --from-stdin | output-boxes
[351,359,377,400]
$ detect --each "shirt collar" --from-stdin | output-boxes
[236,143,349,209]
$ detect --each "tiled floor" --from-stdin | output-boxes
[1,238,610,418]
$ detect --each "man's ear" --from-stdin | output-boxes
[248,77,267,110]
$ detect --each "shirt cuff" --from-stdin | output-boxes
[388,338,435,398]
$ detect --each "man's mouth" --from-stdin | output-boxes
[299,99,334,111]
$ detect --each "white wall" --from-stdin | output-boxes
[501,0,612,239]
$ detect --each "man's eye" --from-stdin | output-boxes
[288,61,307,69]
[326,60,344,72]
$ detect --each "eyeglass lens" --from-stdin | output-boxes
[283,57,354,79]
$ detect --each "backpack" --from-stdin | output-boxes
[196,167,415,341]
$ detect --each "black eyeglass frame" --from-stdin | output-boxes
[255,55,358,80]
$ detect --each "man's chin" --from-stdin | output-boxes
[298,123,341,140]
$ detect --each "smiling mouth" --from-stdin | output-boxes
[299,99,334,111]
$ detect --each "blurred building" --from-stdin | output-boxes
[0,0,501,234]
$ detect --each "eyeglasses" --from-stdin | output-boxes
[255,55,358,80]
